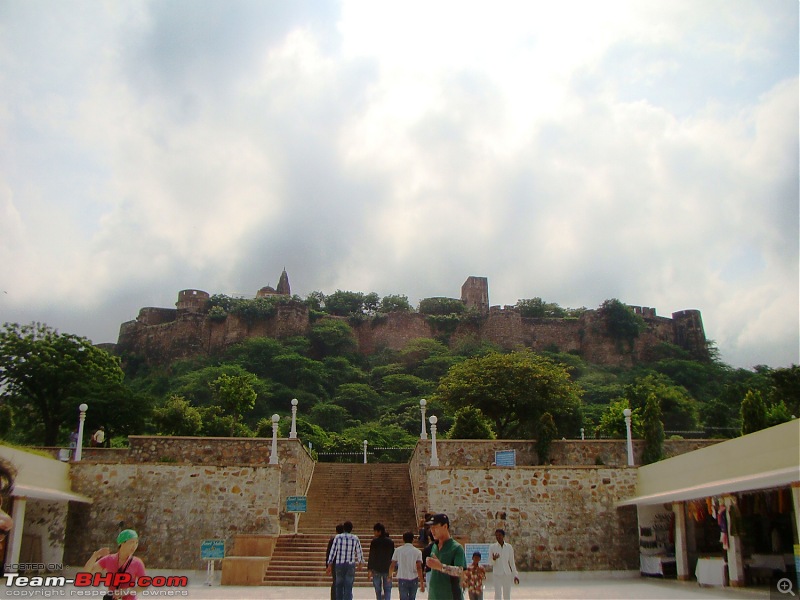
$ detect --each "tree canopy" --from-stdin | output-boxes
[432,351,583,438]
[0,322,125,445]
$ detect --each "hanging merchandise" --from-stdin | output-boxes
[717,504,728,550]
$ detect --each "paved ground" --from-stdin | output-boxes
[3,570,786,600]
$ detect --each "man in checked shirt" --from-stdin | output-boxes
[326,520,365,600]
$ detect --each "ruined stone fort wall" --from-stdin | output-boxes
[115,287,707,367]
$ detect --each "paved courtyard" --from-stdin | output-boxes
[3,570,785,600]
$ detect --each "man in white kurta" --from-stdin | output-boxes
[489,529,519,599]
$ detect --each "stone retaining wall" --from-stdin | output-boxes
[65,463,283,570]
[426,466,640,571]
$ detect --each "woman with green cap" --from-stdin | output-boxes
[84,529,147,597]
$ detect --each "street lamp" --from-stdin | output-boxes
[429,415,439,467]
[419,399,428,440]
[623,408,634,466]
[269,414,280,465]
[289,398,298,439]
[363,440,368,464]
[75,403,88,462]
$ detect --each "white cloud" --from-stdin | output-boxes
[0,0,796,368]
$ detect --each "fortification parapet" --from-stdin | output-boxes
[630,306,657,318]
[176,289,210,313]
[137,307,178,326]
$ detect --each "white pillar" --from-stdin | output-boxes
[580,427,585,441]
[419,399,428,440]
[4,497,26,573]
[429,416,439,467]
[363,440,368,464]
[724,496,745,586]
[269,414,280,465]
[289,398,298,439]
[673,502,690,580]
[623,408,634,466]
[75,403,88,462]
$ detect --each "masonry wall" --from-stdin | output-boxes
[426,466,640,571]
[65,463,282,570]
[63,437,315,570]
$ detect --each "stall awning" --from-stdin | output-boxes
[12,483,93,504]
[617,466,799,507]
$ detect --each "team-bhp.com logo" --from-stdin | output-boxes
[3,572,189,596]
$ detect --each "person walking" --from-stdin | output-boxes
[390,531,425,600]
[326,523,344,600]
[464,551,487,600]
[91,426,105,447]
[424,513,466,600]
[368,522,395,600]
[84,529,146,598]
[489,529,519,599]
[326,520,364,600]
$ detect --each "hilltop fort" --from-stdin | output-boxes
[113,271,708,367]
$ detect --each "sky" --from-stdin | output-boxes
[0,1,797,370]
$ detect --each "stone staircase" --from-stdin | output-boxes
[262,463,418,586]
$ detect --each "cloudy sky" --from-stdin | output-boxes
[0,1,797,369]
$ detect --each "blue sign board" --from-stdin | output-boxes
[495,450,516,467]
[287,495,307,513]
[465,543,492,566]
[201,539,225,560]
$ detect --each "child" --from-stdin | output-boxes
[464,551,486,600]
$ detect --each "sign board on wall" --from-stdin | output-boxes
[495,450,516,467]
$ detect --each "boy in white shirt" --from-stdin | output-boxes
[390,531,425,600]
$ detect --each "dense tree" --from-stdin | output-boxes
[535,412,558,464]
[152,395,203,436]
[623,374,698,432]
[740,390,768,435]
[418,297,465,315]
[309,319,357,358]
[379,294,412,313]
[433,351,583,438]
[515,298,568,318]
[331,383,381,423]
[210,373,257,435]
[324,290,366,316]
[598,299,645,348]
[308,403,354,433]
[0,322,126,445]
[447,406,495,440]
[641,394,664,465]
[596,399,643,439]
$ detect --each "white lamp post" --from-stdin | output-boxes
[580,427,585,441]
[623,408,634,466]
[289,398,298,439]
[363,440,368,464]
[75,403,88,462]
[419,399,428,440]
[269,414,280,465]
[429,415,439,467]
